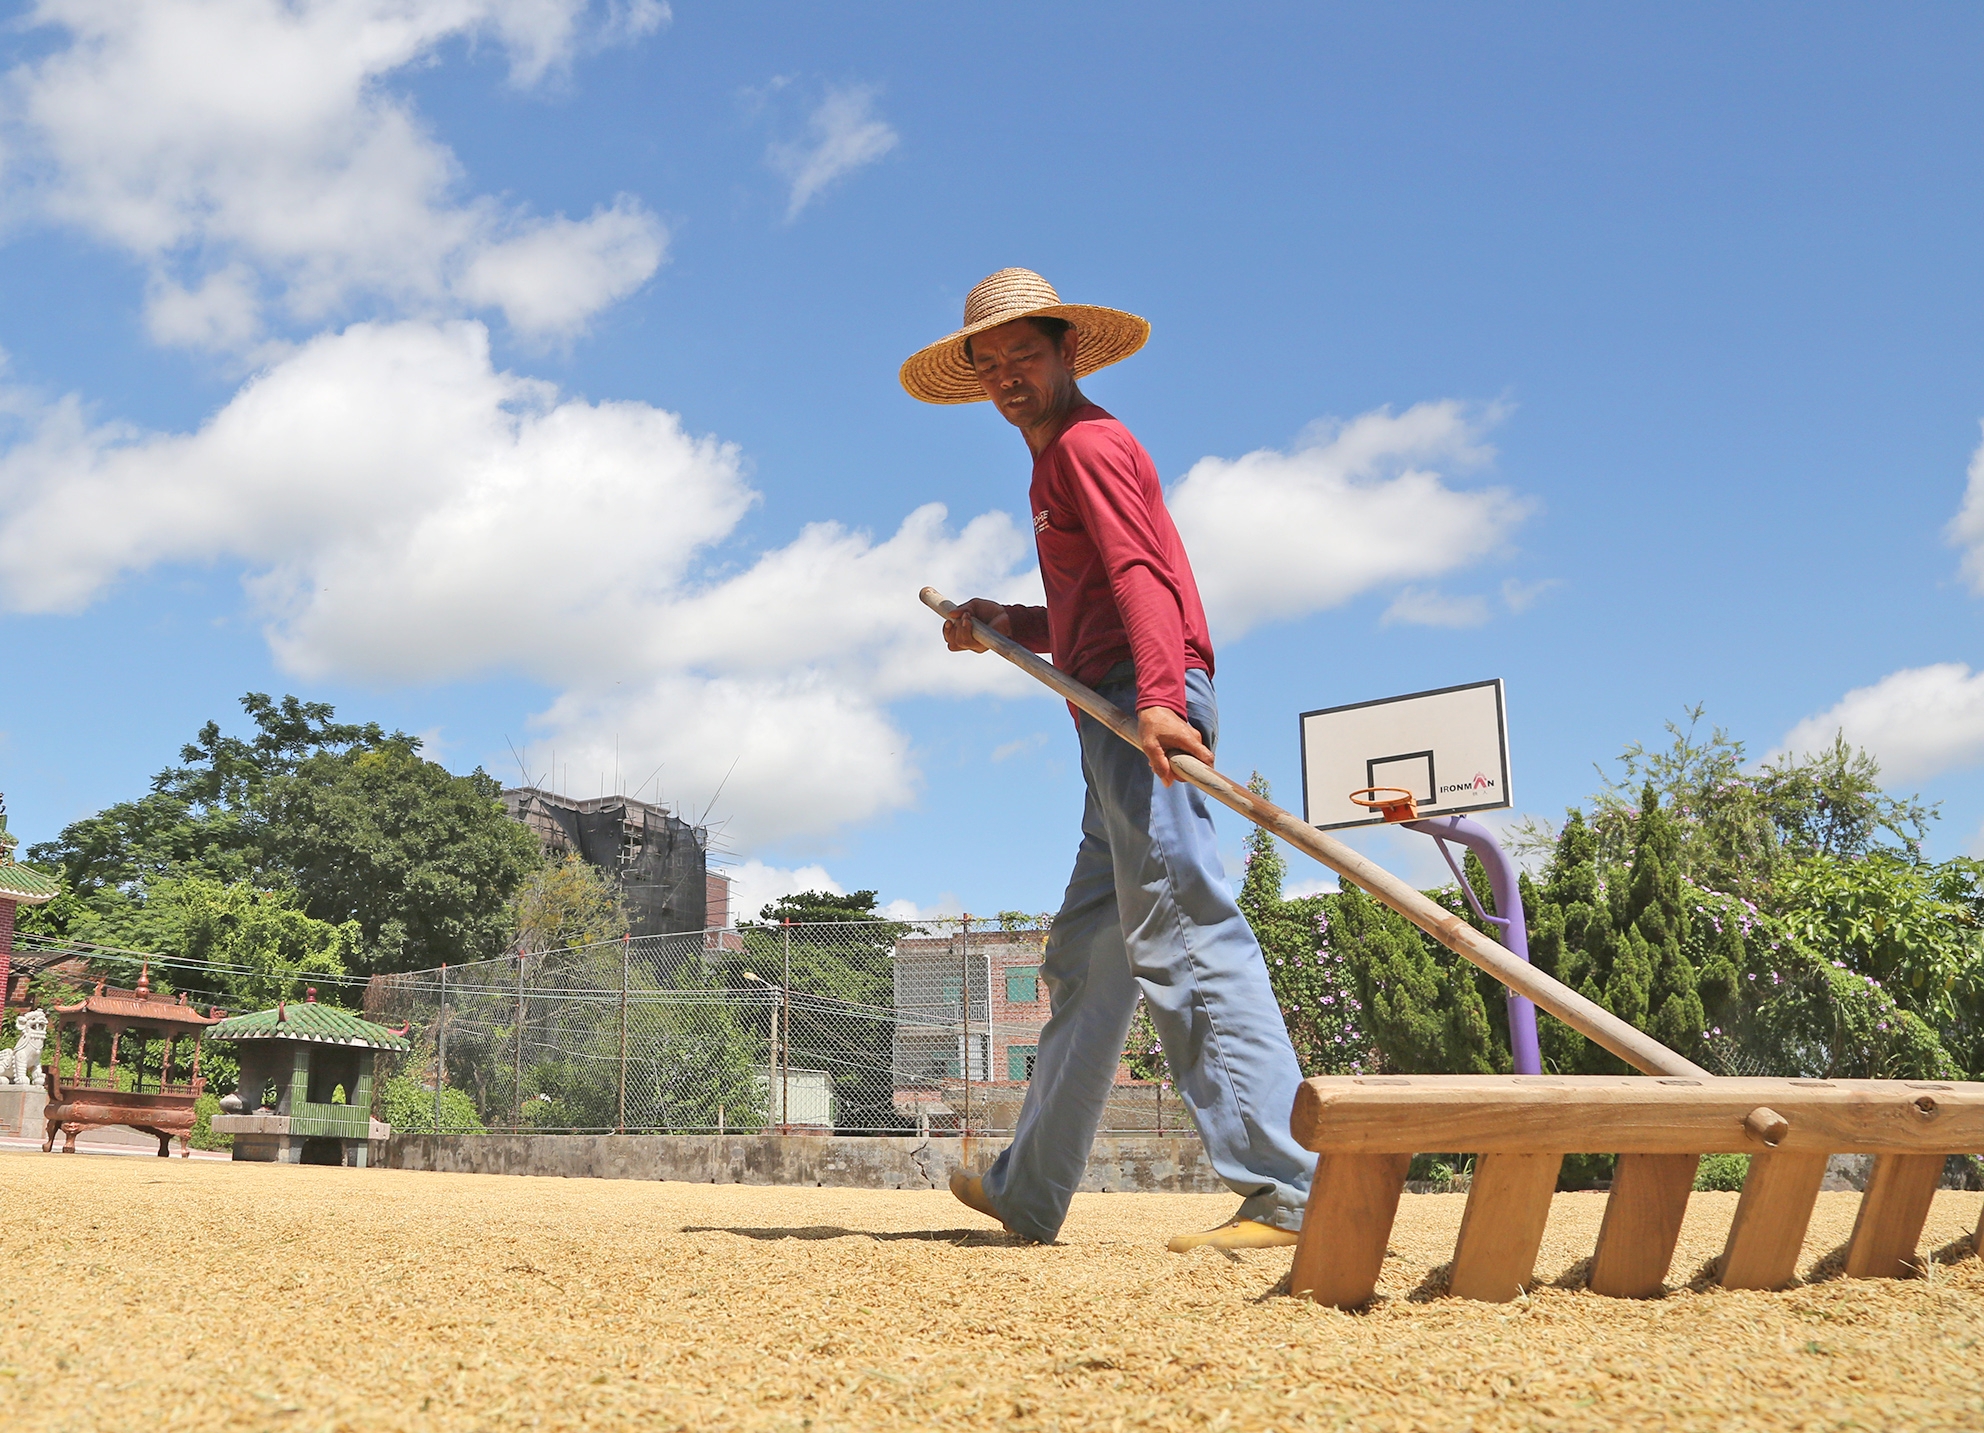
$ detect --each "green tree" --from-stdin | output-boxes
[1123,1000,1165,1080]
[1583,707,1780,894]
[508,944,767,1133]
[1614,783,1708,1062]
[1528,810,1629,1073]
[1757,734,1938,863]
[1525,707,1939,900]
[37,873,354,1014]
[511,853,628,953]
[27,693,397,905]
[156,877,357,1012]
[1522,713,1974,1079]
[256,742,540,973]
[1235,774,1377,1075]
[1772,853,1972,1026]
[1736,947,1957,1081]
[379,1073,487,1134]
[1334,884,1498,1074]
[24,693,535,976]
[734,890,908,1130]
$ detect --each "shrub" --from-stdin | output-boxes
[190,1091,232,1151]
[1556,1153,1615,1191]
[1694,1152,1749,1191]
[379,1073,486,1133]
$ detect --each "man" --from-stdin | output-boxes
[900,268,1313,1251]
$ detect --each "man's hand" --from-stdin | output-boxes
[942,597,1011,653]
[1139,705,1213,787]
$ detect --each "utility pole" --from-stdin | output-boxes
[959,914,971,1136]
[513,952,526,1130]
[434,962,447,1135]
[780,920,792,1134]
[617,932,630,1134]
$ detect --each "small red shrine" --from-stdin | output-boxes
[43,965,223,1157]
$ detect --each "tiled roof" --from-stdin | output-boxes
[211,1001,410,1051]
[53,990,223,1027]
[0,862,59,904]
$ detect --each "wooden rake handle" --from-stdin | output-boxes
[919,586,1707,1080]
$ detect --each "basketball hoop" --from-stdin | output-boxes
[1347,786,1420,823]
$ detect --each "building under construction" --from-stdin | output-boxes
[501,789,712,938]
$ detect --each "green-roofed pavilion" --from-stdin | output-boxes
[211,1000,410,1050]
[208,989,408,1167]
[0,794,58,1015]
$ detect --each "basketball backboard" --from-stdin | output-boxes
[1299,679,1512,830]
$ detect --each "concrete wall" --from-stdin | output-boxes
[384,1131,1227,1194]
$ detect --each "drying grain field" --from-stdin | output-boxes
[2,1152,1979,1432]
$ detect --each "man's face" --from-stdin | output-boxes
[969,319,1080,429]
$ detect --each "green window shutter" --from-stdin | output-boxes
[1007,1044,1038,1081]
[1005,967,1039,1003]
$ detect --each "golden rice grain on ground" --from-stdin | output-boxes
[1,1152,1979,1432]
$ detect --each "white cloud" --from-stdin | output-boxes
[456,196,667,339]
[1282,874,1337,899]
[880,894,964,922]
[719,861,963,930]
[1776,663,1984,785]
[1500,576,1561,614]
[596,1,671,48]
[726,859,844,926]
[0,351,1529,855]
[1945,423,1984,591]
[991,733,1049,763]
[1168,401,1531,637]
[3,0,666,343]
[144,263,263,350]
[1381,586,1490,628]
[768,84,898,220]
[537,673,921,848]
[0,320,1042,847]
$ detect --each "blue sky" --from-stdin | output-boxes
[2,2,1982,921]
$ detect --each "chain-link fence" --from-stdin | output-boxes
[363,920,1186,1136]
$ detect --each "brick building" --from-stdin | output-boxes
[891,928,1048,1092]
[891,925,1171,1133]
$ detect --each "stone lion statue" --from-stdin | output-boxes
[0,1008,48,1087]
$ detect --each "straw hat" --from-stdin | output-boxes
[899,268,1150,405]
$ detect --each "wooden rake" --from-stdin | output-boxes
[920,588,1984,1303]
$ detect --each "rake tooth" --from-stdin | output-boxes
[1288,1152,1411,1309]
[1448,1152,1560,1302]
[1586,1153,1699,1298]
[1844,1152,1945,1280]
[1720,1150,1828,1291]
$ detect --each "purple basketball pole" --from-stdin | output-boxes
[1400,814,1543,1076]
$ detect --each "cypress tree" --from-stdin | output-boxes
[1238,775,1375,1074]
[1335,885,1497,1073]
[1529,809,1626,1072]
[1616,782,1707,1061]
[1528,790,1710,1072]
[1695,916,1745,1060]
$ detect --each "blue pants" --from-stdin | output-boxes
[981,666,1314,1241]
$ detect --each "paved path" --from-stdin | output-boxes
[0,1133,231,1160]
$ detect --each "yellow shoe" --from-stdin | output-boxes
[1166,1219,1300,1253]
[949,1168,1004,1225]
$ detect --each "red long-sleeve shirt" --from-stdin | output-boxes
[1003,405,1213,719]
